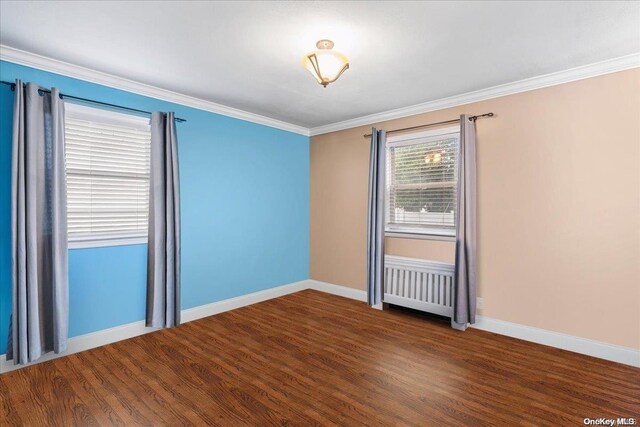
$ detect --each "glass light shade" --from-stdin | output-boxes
[303,46,349,87]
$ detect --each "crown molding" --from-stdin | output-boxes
[309,53,640,136]
[0,45,310,136]
[3,45,638,139]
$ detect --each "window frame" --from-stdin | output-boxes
[385,125,460,240]
[64,102,151,249]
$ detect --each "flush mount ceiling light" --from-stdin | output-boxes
[303,39,349,87]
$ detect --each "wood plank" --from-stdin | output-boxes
[1,290,638,426]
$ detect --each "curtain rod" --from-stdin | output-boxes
[362,112,494,138]
[0,80,187,123]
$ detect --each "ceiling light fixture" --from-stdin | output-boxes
[303,39,349,87]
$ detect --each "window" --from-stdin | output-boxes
[64,103,151,248]
[385,126,460,237]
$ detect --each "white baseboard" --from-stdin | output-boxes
[0,320,149,374]
[181,280,309,322]
[308,281,639,367]
[1,280,309,373]
[307,279,367,302]
[3,279,638,372]
[472,316,640,367]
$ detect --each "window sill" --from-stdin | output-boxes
[385,231,456,242]
[68,236,148,249]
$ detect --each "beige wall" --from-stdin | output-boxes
[310,69,640,349]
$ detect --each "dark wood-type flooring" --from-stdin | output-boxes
[1,290,639,426]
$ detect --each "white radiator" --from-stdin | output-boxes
[384,255,455,317]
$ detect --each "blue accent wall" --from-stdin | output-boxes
[0,60,309,354]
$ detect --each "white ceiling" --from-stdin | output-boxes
[1,1,639,129]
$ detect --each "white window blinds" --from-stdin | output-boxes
[64,103,151,246]
[385,127,460,236]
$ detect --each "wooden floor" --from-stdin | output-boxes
[1,290,638,426]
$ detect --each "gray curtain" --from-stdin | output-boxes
[8,80,69,364]
[146,112,181,328]
[452,114,477,330]
[366,128,386,306]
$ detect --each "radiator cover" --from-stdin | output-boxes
[384,255,455,317]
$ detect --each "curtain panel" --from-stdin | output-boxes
[146,112,181,328]
[452,114,478,330]
[367,128,386,306]
[8,80,69,364]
